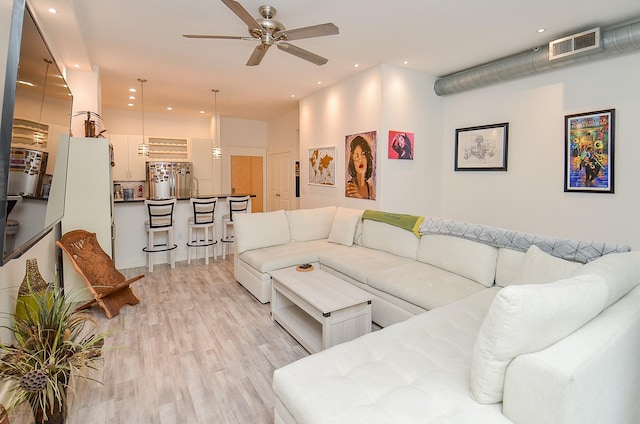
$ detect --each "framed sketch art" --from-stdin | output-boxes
[455,122,509,171]
[308,146,336,186]
[564,109,615,193]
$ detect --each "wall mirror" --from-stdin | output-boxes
[0,2,73,265]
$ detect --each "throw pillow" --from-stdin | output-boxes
[509,245,581,285]
[286,206,336,242]
[573,251,640,308]
[328,207,363,247]
[470,274,608,404]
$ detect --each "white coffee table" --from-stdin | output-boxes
[270,266,372,353]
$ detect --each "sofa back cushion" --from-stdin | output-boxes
[573,251,640,308]
[508,245,581,286]
[470,274,608,404]
[286,206,336,242]
[361,219,419,259]
[417,235,498,288]
[495,248,526,287]
[328,207,363,247]
[233,210,290,253]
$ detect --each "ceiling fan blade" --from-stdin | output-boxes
[247,44,271,66]
[221,0,262,32]
[277,42,328,66]
[183,34,253,40]
[275,23,339,41]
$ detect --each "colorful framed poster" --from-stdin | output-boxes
[388,131,414,160]
[455,122,509,171]
[345,131,377,200]
[564,109,615,193]
[308,146,336,186]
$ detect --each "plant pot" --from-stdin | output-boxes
[30,399,65,424]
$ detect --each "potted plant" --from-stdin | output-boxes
[0,281,106,424]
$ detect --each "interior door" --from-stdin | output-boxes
[231,155,263,212]
[268,152,292,211]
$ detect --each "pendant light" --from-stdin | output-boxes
[137,78,149,156]
[34,58,53,145]
[211,89,222,159]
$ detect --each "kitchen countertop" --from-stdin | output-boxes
[114,193,255,203]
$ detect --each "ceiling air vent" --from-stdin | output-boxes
[549,27,602,61]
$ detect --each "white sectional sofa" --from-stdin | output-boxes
[232,206,640,423]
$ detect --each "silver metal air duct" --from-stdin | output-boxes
[434,20,640,96]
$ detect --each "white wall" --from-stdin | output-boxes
[440,52,640,249]
[299,64,440,215]
[299,53,640,249]
[300,65,382,209]
[103,108,211,138]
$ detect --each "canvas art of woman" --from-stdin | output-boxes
[345,132,376,200]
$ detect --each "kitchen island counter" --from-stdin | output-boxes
[113,194,253,269]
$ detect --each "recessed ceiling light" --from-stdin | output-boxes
[166,107,173,111]
[73,64,80,68]
[537,28,545,33]
[129,88,136,93]
[290,94,295,98]
[127,103,134,107]
[129,96,135,100]
[317,81,322,85]
[353,63,359,68]
[17,80,34,87]
[199,110,205,114]
[48,8,57,13]
[403,60,409,65]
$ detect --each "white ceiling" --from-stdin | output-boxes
[26,0,640,121]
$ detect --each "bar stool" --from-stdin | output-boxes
[142,198,177,272]
[187,197,218,265]
[221,196,250,259]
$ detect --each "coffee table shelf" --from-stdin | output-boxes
[270,266,372,354]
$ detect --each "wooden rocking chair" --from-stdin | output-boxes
[56,229,143,318]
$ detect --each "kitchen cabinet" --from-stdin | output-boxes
[110,134,147,181]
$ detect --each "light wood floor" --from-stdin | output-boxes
[10,256,309,424]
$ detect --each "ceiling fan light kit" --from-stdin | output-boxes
[183,0,339,66]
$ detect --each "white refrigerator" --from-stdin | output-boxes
[61,137,114,301]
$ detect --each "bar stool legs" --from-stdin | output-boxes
[187,197,218,265]
[143,199,177,272]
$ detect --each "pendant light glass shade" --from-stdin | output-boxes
[137,78,148,156]
[211,89,221,159]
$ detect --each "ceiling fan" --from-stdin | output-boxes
[183,0,339,66]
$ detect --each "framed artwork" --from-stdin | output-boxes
[564,109,615,193]
[388,131,414,160]
[345,131,377,200]
[308,146,336,186]
[455,122,509,171]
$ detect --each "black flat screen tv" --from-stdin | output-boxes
[0,1,73,265]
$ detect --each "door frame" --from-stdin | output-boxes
[224,146,267,212]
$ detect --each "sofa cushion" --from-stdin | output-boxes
[320,246,416,283]
[328,207,363,247]
[417,235,498,288]
[470,274,608,404]
[286,206,336,242]
[367,262,486,311]
[233,210,290,254]
[272,288,504,423]
[510,245,581,285]
[239,240,344,273]
[495,248,526,287]
[573,251,640,308]
[361,220,419,259]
